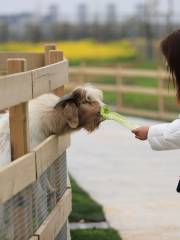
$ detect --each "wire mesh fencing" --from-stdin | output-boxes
[56,222,68,240]
[0,152,67,240]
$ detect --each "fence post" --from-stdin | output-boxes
[158,69,165,119]
[7,58,33,239]
[77,62,86,85]
[44,43,56,65]
[49,49,65,96]
[7,59,30,159]
[49,49,72,240]
[116,68,123,112]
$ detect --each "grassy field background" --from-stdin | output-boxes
[1,40,179,115]
[0,40,136,66]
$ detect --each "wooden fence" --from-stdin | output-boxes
[0,44,71,240]
[68,65,178,121]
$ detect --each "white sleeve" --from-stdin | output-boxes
[148,119,180,151]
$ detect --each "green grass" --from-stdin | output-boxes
[69,178,105,223]
[71,229,122,240]
[103,91,180,114]
[70,57,180,117]
[104,91,117,105]
[70,56,136,67]
[91,75,116,85]
[123,76,158,88]
[122,93,159,111]
[164,96,180,112]
[69,178,121,240]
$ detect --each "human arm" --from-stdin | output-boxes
[132,119,180,151]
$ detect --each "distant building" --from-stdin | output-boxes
[77,3,88,24]
[44,4,60,23]
[106,3,117,24]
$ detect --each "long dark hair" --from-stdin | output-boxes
[161,29,180,103]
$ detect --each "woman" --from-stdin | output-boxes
[132,30,180,151]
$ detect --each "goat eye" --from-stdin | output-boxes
[86,96,91,102]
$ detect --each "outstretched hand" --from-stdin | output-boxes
[132,126,150,141]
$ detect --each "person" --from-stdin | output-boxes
[132,29,180,151]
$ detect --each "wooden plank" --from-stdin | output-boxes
[67,222,71,240]
[67,83,176,97]
[119,107,178,121]
[8,59,33,238]
[0,152,36,203]
[44,44,56,65]
[7,59,30,159]
[116,71,123,109]
[50,60,68,92]
[67,175,71,189]
[34,189,72,240]
[49,50,66,96]
[119,85,175,96]
[0,52,44,71]
[32,64,50,97]
[69,66,168,79]
[29,237,39,240]
[0,71,32,111]
[34,134,70,177]
[9,103,30,159]
[32,60,68,98]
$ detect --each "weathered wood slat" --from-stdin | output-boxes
[34,134,70,177]
[49,50,65,96]
[0,52,45,71]
[34,188,72,240]
[119,107,178,121]
[69,66,168,78]
[32,60,68,98]
[120,85,175,97]
[0,134,70,203]
[0,60,69,110]
[29,237,39,240]
[7,59,30,161]
[0,71,32,110]
[66,83,176,97]
[0,152,36,203]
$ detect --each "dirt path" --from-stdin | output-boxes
[67,118,180,240]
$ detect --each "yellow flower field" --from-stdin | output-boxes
[0,40,137,64]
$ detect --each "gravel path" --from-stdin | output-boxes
[67,117,180,240]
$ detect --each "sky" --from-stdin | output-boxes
[0,0,180,18]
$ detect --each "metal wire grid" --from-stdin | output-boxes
[0,151,67,240]
[55,222,68,240]
[33,152,67,232]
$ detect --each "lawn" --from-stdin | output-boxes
[69,177,105,223]
[69,177,121,240]
[74,74,179,114]
[71,229,122,240]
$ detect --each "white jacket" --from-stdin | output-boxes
[148,118,180,151]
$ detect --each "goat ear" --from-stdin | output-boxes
[63,102,79,128]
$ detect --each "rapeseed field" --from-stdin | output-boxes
[0,40,136,65]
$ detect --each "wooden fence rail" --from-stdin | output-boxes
[0,44,71,240]
[68,66,178,121]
